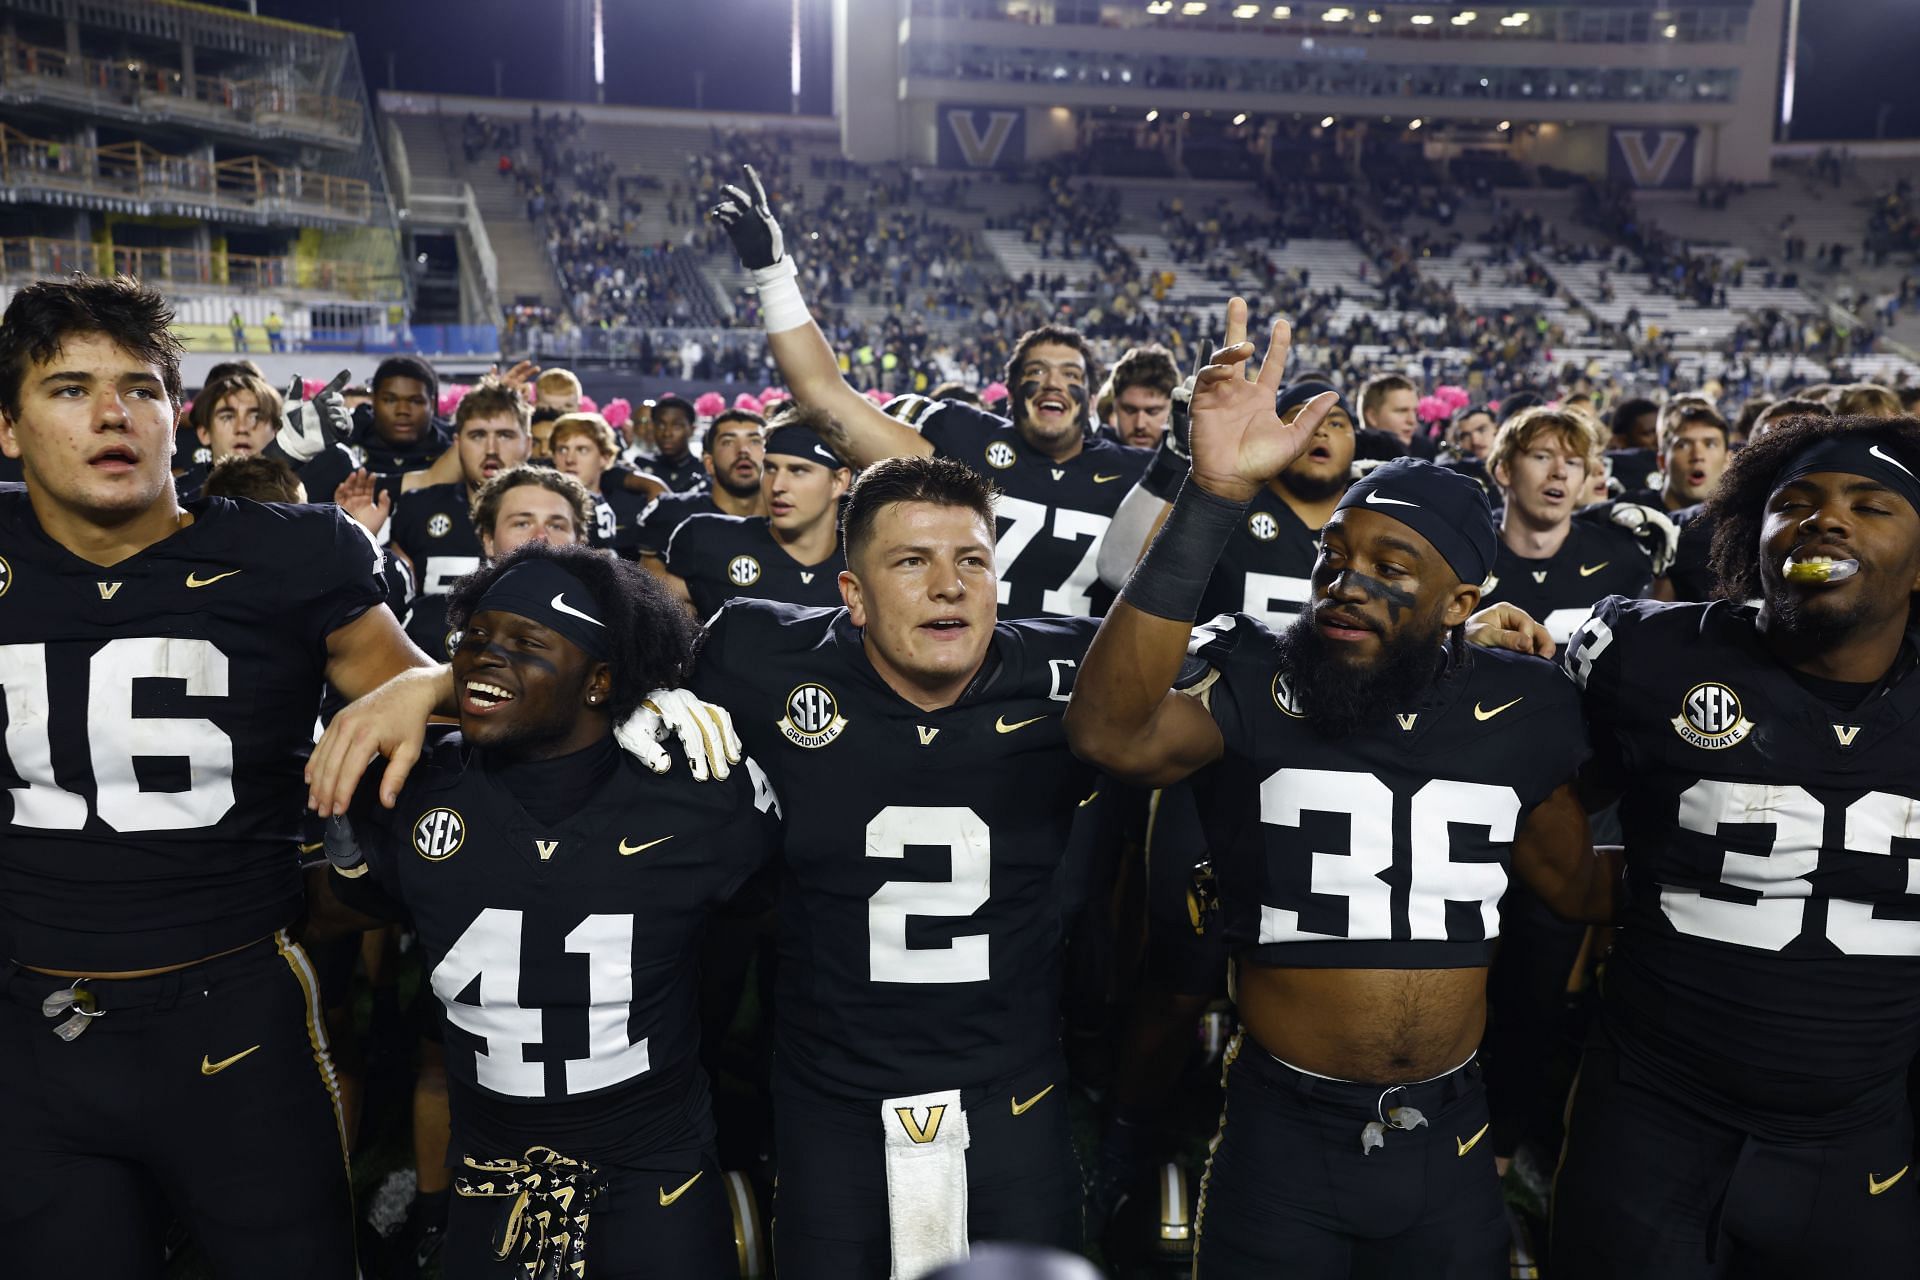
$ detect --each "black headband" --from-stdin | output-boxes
[471,559,611,661]
[1773,434,1920,518]
[765,424,844,467]
[1334,456,1498,587]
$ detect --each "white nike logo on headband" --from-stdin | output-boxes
[1869,445,1916,480]
[1364,491,1419,508]
[550,592,606,627]
[814,445,837,462]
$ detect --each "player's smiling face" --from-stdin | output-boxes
[0,331,177,517]
[842,500,998,703]
[1309,508,1479,662]
[1497,433,1589,530]
[1761,472,1920,632]
[456,413,529,489]
[1013,343,1090,452]
[452,609,609,756]
[765,456,849,533]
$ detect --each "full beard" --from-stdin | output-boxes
[716,470,762,499]
[1278,466,1348,504]
[1274,609,1450,739]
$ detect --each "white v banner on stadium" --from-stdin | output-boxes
[1609,128,1697,189]
[946,110,1021,168]
[938,105,1027,170]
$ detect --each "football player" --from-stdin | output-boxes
[0,276,437,1275]
[548,411,652,552]
[634,407,767,559]
[691,454,1100,1277]
[1550,412,1920,1277]
[323,544,780,1278]
[659,411,850,618]
[177,371,282,496]
[712,165,1150,619]
[387,377,532,657]
[1627,397,1730,513]
[645,394,708,493]
[1105,345,1180,449]
[471,464,596,560]
[357,355,450,477]
[1479,406,1663,644]
[1064,299,1615,1279]
[1359,373,1432,459]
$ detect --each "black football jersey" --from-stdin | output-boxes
[692,600,1099,1098]
[389,482,483,659]
[634,490,720,558]
[1565,596,1920,1121]
[1666,503,1718,603]
[893,396,1152,619]
[1479,515,1652,644]
[644,455,707,494]
[1197,487,1321,627]
[665,514,843,620]
[1607,447,1661,496]
[1191,612,1588,969]
[334,736,779,1167]
[0,490,385,970]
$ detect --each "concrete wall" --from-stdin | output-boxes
[833,0,904,163]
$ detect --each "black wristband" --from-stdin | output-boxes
[1141,433,1189,502]
[1121,480,1250,621]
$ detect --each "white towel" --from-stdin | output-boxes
[882,1088,971,1280]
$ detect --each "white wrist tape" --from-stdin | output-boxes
[752,258,812,334]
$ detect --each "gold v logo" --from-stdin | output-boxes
[1050,468,1065,481]
[1395,713,1418,731]
[895,1104,947,1145]
[1833,725,1862,747]
[917,726,940,745]
[96,581,123,600]
[535,839,558,861]
[1616,130,1690,186]
[946,109,1019,168]
[1531,571,1548,584]
[800,571,815,584]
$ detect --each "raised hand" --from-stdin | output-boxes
[333,468,392,537]
[489,359,540,393]
[709,164,787,270]
[275,369,354,464]
[1187,298,1337,504]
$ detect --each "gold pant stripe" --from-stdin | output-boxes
[274,929,349,1158]
[1191,1030,1244,1278]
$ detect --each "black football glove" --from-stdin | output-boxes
[709,164,787,271]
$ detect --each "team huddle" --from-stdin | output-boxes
[1,161,1918,1280]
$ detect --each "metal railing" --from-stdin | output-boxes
[0,236,388,300]
[0,124,373,221]
[0,36,361,143]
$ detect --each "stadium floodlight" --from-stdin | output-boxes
[1320,115,1336,127]
[1235,3,1261,15]
[1497,119,1511,130]
[1451,11,1477,26]
[1367,9,1382,22]
[1181,1,1209,13]
[1500,12,1530,26]
[1409,14,1434,25]
[1146,109,1160,121]
[1232,112,1249,125]
[1272,3,1292,14]
[1146,0,1173,11]
[1321,7,1352,20]
[1662,23,1678,38]
[1409,118,1423,129]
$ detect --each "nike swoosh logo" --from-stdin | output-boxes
[1869,445,1916,479]
[1579,561,1610,577]
[1869,1166,1909,1196]
[659,1171,704,1206]
[618,835,674,856]
[550,592,605,627]
[1364,491,1419,507]
[995,714,1047,734]
[1456,1122,1490,1157]
[1473,697,1523,721]
[1092,473,1124,484]
[1011,1084,1056,1116]
[201,1045,261,1076]
[185,569,242,588]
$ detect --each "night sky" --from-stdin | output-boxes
[253,0,1920,141]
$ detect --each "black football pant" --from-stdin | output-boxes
[0,932,356,1278]
[1484,880,1589,1159]
[445,1149,733,1278]
[772,1062,1083,1279]
[1193,1035,1507,1279]
[1551,1024,1920,1279]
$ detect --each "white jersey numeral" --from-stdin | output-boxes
[866,805,992,984]
[1241,572,1312,625]
[1,639,235,832]
[993,495,1112,616]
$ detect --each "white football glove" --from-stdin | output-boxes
[615,689,743,782]
[1606,501,1680,577]
[274,369,354,465]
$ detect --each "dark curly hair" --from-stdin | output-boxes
[1004,324,1105,422]
[0,273,184,419]
[1705,413,1920,602]
[445,542,697,724]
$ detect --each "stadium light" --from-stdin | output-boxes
[1320,115,1336,127]
[1146,109,1159,121]
[1146,0,1172,11]
[1409,13,1434,24]
[1271,4,1291,14]
[1662,23,1678,38]
[1321,7,1351,20]
[1181,1,1208,13]
[1451,11,1477,26]
[1409,118,1423,129]
[1367,9,1382,22]
[1497,119,1511,130]
[1232,112,1249,124]
[1235,3,1261,16]
[1500,13,1530,26]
